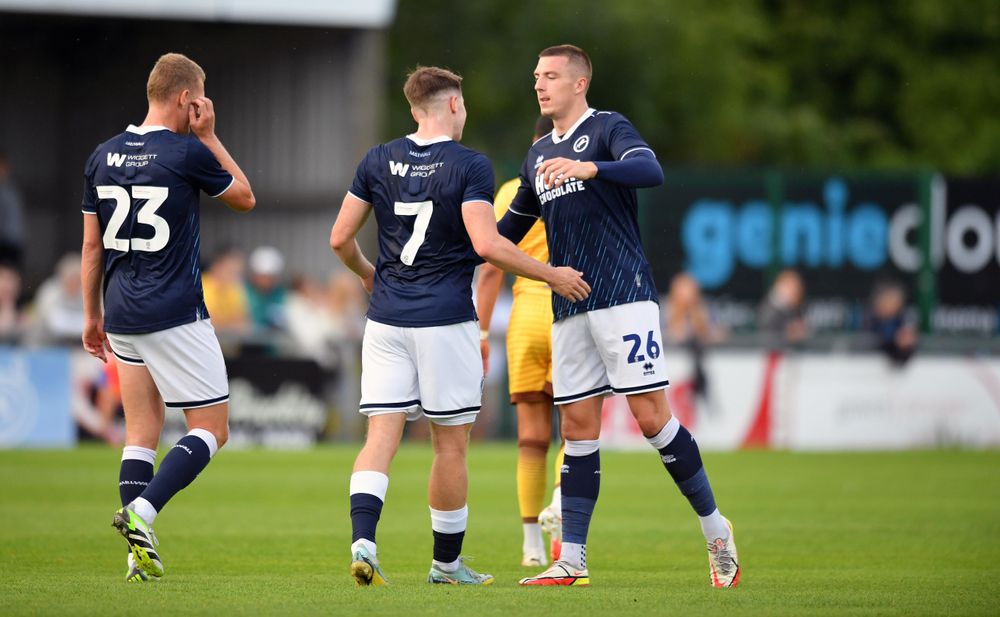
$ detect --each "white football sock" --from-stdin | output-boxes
[699,508,730,541]
[432,557,460,573]
[523,522,544,553]
[351,538,377,558]
[560,541,587,570]
[131,497,158,526]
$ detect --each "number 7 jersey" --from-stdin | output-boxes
[348,135,495,328]
[81,125,234,334]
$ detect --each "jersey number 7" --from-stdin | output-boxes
[393,200,434,266]
[96,185,170,253]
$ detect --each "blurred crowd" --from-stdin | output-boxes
[1,147,921,443]
[0,246,368,360]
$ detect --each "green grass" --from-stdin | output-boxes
[1,445,999,616]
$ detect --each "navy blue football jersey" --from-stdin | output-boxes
[348,135,494,327]
[509,108,659,321]
[81,125,234,334]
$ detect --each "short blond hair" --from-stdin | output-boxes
[146,53,205,103]
[403,66,463,110]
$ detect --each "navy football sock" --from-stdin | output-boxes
[561,444,601,546]
[350,471,389,549]
[432,530,465,564]
[652,421,718,516]
[119,446,156,506]
[350,493,384,544]
[119,446,155,556]
[430,506,468,566]
[139,430,216,513]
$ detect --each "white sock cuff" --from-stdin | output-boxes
[564,439,600,457]
[187,428,219,458]
[429,505,468,534]
[646,416,680,450]
[350,471,390,501]
[121,445,157,465]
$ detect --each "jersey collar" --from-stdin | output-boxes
[550,107,595,144]
[126,124,170,135]
[406,134,452,146]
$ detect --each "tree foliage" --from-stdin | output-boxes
[387,0,1000,176]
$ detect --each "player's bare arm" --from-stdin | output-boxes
[188,97,256,212]
[80,213,108,363]
[474,262,504,373]
[462,200,590,302]
[330,193,376,294]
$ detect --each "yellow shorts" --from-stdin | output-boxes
[506,290,553,403]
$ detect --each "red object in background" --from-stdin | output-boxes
[742,351,782,448]
[666,380,698,430]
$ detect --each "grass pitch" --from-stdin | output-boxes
[1,445,998,616]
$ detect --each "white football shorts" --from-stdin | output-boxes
[551,301,669,405]
[360,318,483,426]
[106,318,229,410]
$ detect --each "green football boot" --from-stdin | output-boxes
[112,504,164,578]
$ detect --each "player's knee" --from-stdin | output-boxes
[517,438,550,455]
[213,424,229,449]
[560,415,599,441]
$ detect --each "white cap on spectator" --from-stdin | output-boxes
[249,246,284,276]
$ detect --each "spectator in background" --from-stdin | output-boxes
[0,262,23,343]
[0,153,26,270]
[246,246,288,331]
[869,280,917,366]
[27,253,85,346]
[665,272,723,402]
[285,271,366,369]
[758,269,807,349]
[286,274,338,367]
[325,270,366,342]
[201,247,250,334]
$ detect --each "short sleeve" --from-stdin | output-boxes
[462,153,495,205]
[348,147,376,204]
[507,153,541,218]
[81,148,100,214]
[604,113,655,161]
[492,178,520,222]
[186,137,235,198]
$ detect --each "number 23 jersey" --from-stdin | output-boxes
[348,135,495,328]
[81,125,234,334]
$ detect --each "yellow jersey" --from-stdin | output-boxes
[494,178,550,296]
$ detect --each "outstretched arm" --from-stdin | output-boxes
[330,194,376,294]
[463,200,590,302]
[536,150,663,189]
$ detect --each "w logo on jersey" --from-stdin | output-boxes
[389,161,410,177]
[107,152,127,167]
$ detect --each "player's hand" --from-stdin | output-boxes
[189,96,217,139]
[82,317,110,363]
[480,338,490,375]
[548,266,591,303]
[536,158,598,189]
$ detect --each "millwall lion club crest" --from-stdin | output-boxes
[573,135,590,153]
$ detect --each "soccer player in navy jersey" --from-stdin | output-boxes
[498,45,741,588]
[80,53,255,583]
[329,66,590,586]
